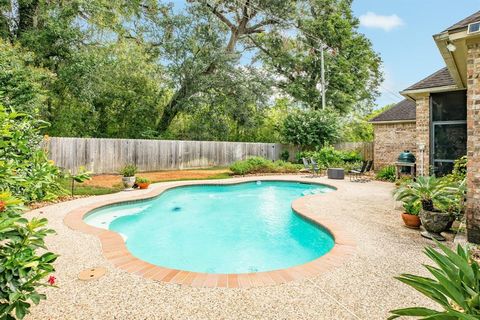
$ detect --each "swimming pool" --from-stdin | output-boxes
[84,181,335,274]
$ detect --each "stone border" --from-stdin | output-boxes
[64,177,356,288]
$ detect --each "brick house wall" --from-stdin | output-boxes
[373,122,417,170]
[466,41,480,243]
[415,94,430,175]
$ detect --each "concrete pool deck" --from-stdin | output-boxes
[26,175,438,319]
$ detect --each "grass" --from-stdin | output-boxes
[59,171,232,197]
[149,172,232,184]
[59,178,124,196]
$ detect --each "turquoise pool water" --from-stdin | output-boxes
[84,181,335,274]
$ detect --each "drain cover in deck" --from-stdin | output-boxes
[78,267,106,281]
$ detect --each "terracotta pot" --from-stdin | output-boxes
[401,213,421,229]
[137,182,150,189]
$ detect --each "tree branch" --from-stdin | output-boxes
[246,19,278,33]
[204,3,235,31]
[247,35,296,82]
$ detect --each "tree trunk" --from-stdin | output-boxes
[156,32,240,134]
[17,0,39,37]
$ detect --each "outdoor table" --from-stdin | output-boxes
[395,162,416,179]
[327,168,345,180]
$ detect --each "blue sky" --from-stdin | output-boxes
[352,0,480,107]
[170,0,480,108]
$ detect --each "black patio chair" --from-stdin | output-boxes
[356,160,374,182]
[349,160,367,181]
[310,158,322,176]
[302,158,313,177]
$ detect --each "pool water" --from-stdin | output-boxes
[84,181,335,274]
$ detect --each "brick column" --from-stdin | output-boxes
[466,42,480,244]
[415,94,430,175]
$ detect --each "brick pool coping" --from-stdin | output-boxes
[64,176,356,288]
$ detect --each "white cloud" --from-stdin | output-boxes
[359,12,404,31]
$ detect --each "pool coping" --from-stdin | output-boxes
[64,176,356,288]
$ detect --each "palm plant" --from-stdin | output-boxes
[393,176,455,212]
[389,242,480,319]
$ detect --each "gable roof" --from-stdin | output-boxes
[403,67,455,92]
[444,10,480,32]
[370,99,416,123]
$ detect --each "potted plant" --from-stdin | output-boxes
[401,200,421,229]
[119,164,137,190]
[136,176,150,189]
[394,176,455,241]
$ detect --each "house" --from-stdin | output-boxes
[370,10,480,243]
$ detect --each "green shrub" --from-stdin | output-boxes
[136,177,150,183]
[0,192,58,319]
[393,176,457,212]
[281,109,340,149]
[376,165,396,182]
[402,201,420,216]
[280,150,290,162]
[298,145,363,169]
[229,157,301,175]
[0,106,64,202]
[119,164,137,177]
[389,242,480,319]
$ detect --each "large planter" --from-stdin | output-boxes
[122,176,136,190]
[401,213,421,229]
[419,209,451,241]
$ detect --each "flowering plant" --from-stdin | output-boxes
[0,193,58,319]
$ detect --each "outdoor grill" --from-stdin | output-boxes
[397,150,416,174]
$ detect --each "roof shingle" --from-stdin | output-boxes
[370,99,416,123]
[403,67,455,92]
[444,10,480,32]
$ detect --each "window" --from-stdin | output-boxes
[430,91,467,176]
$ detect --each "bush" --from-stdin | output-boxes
[0,192,58,319]
[136,177,150,183]
[280,150,290,162]
[119,164,137,177]
[389,242,480,319]
[376,165,396,182]
[0,106,64,202]
[282,109,340,149]
[402,201,420,216]
[229,157,301,175]
[298,145,363,169]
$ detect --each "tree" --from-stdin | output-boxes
[282,108,340,149]
[0,40,52,114]
[252,0,382,114]
[341,103,395,142]
[147,1,288,133]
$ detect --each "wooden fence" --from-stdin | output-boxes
[44,137,291,174]
[333,142,374,160]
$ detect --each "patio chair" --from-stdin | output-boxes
[302,158,313,177]
[348,160,368,181]
[355,160,374,182]
[310,158,322,176]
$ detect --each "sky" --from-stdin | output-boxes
[351,0,480,107]
[170,0,480,108]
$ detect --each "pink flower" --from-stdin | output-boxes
[48,276,56,285]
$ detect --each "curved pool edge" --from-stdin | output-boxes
[64,176,356,288]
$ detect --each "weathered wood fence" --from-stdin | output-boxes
[44,137,293,174]
[334,142,374,160]
[44,137,372,174]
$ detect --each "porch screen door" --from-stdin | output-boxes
[430,91,467,175]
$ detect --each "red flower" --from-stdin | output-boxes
[0,201,5,212]
[48,276,56,285]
